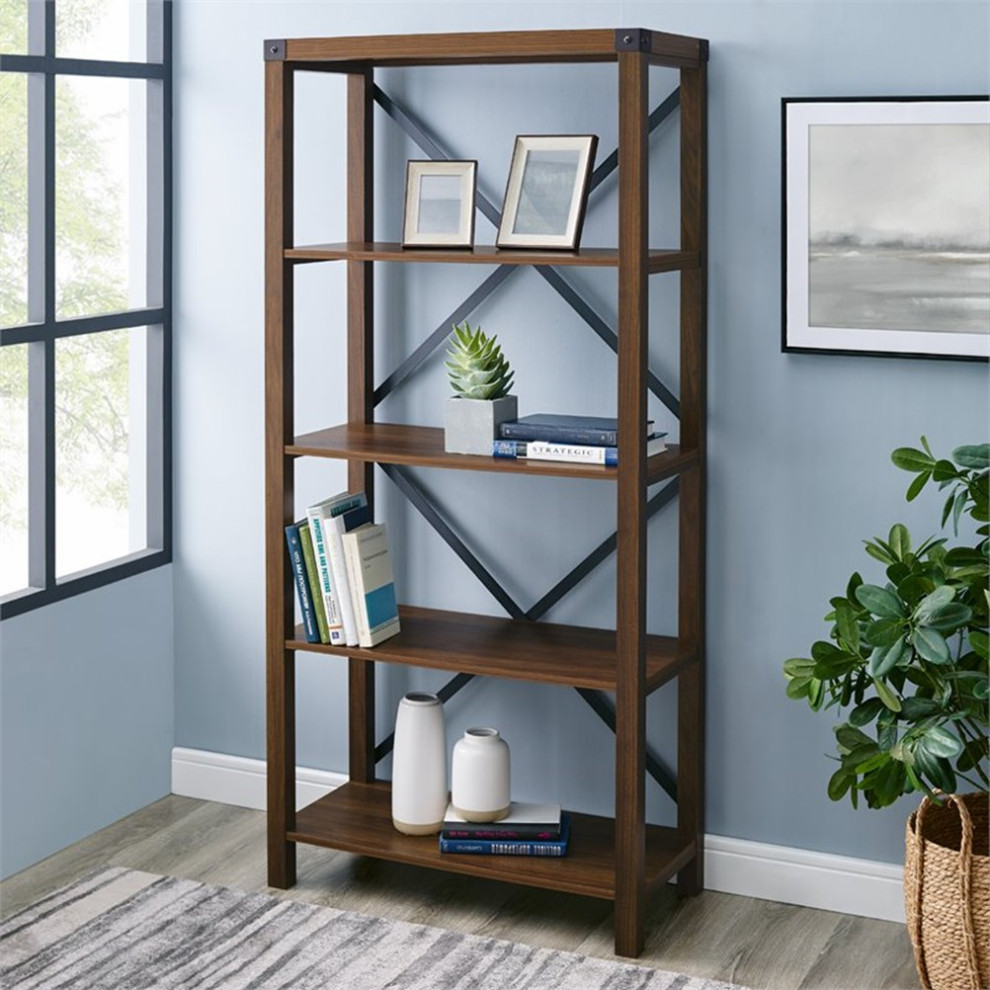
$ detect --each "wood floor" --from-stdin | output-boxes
[0,795,919,989]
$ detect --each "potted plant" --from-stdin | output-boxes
[784,439,988,989]
[443,321,517,455]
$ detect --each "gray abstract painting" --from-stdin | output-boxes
[808,121,990,335]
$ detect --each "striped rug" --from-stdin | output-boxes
[0,867,745,989]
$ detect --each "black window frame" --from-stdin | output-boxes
[0,0,173,619]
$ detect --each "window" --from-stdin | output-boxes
[0,0,171,617]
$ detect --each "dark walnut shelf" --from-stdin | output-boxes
[291,781,697,901]
[289,604,696,694]
[285,242,699,274]
[288,423,698,485]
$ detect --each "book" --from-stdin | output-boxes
[442,801,562,840]
[341,523,401,648]
[298,522,330,644]
[307,491,367,647]
[322,495,372,647]
[439,812,571,856]
[492,432,667,466]
[284,521,319,643]
[498,414,654,446]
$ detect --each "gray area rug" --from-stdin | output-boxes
[0,867,745,989]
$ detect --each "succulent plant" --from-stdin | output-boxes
[445,322,514,401]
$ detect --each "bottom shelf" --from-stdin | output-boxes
[289,781,696,901]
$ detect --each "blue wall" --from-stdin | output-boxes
[0,569,174,877]
[172,0,988,867]
[3,0,979,880]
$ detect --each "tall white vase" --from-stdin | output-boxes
[450,727,511,823]
[391,692,447,835]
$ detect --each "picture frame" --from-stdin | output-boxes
[402,160,477,248]
[496,135,598,251]
[782,96,989,361]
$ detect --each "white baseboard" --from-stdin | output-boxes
[171,747,904,924]
[171,746,346,812]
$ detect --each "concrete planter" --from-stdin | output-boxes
[444,395,518,455]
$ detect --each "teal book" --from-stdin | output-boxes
[341,523,401,648]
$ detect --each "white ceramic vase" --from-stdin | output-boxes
[450,727,511,823]
[391,692,448,835]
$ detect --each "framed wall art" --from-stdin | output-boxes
[402,160,477,248]
[782,96,989,360]
[496,135,597,250]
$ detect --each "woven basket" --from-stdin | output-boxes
[904,792,989,990]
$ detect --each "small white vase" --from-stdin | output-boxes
[450,727,511,823]
[391,692,447,835]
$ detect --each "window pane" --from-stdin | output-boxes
[0,71,29,328]
[56,0,147,62]
[55,327,150,577]
[56,76,147,319]
[0,0,29,55]
[0,344,29,596]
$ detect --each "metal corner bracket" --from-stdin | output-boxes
[264,39,286,61]
[614,29,652,53]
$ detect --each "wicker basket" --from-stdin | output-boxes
[904,792,989,990]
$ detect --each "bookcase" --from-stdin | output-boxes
[264,28,708,958]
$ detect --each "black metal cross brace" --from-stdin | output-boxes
[366,83,684,803]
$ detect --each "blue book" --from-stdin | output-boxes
[439,813,571,856]
[499,414,653,446]
[493,433,667,466]
[284,520,319,643]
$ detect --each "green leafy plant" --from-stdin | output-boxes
[445,322,514,401]
[784,440,989,809]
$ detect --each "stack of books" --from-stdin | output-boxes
[284,489,401,649]
[492,414,667,466]
[438,802,569,856]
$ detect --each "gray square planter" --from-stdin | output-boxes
[444,395,518,455]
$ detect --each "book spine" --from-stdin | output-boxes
[492,439,615,465]
[341,531,371,647]
[284,523,319,643]
[325,501,371,648]
[499,423,618,445]
[298,523,330,644]
[438,837,567,856]
[307,512,346,646]
[442,827,560,840]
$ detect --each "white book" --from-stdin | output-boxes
[306,491,365,647]
[341,523,401,648]
[322,497,371,647]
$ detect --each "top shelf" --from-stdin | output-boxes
[266,28,709,70]
[287,243,699,273]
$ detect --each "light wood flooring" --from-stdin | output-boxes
[0,796,919,989]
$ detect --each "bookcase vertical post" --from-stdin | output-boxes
[346,68,377,784]
[676,58,708,897]
[614,47,650,960]
[264,56,297,889]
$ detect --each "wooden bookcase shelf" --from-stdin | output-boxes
[288,423,697,484]
[264,26,708,958]
[286,242,700,273]
[286,605,697,694]
[291,782,697,901]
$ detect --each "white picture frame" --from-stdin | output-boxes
[402,160,477,248]
[782,97,990,361]
[496,135,598,251]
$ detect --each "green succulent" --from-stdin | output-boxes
[445,322,514,401]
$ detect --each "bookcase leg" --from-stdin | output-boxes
[267,649,297,889]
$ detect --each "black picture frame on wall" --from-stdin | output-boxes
[781,96,990,361]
